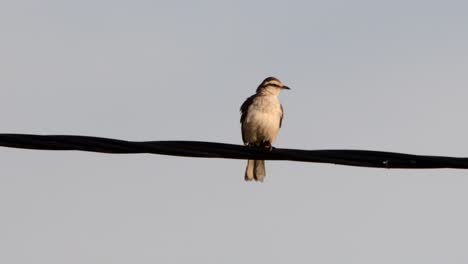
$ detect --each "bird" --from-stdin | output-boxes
[240,77,290,182]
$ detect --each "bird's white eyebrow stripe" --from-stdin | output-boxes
[260,82,282,88]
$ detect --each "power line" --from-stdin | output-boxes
[0,133,467,169]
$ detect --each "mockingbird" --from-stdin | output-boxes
[240,77,290,182]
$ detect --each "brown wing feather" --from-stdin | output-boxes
[240,94,255,144]
[279,104,284,128]
[240,95,255,124]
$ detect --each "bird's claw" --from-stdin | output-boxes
[264,143,274,152]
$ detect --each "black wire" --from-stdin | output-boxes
[0,133,467,169]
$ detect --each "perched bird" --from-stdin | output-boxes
[240,77,290,182]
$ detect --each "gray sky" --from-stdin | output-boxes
[1,0,468,263]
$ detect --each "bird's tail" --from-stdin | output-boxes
[254,160,266,182]
[244,160,266,182]
[245,160,254,181]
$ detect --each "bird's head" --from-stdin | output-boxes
[256,76,291,95]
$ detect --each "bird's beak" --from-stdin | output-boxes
[282,85,291,90]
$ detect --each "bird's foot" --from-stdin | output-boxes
[264,143,274,152]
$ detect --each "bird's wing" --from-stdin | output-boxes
[279,104,284,128]
[240,95,255,124]
[240,95,255,144]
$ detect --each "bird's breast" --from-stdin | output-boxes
[243,96,282,144]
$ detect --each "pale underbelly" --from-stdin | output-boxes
[243,111,281,144]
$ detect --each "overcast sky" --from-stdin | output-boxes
[1,0,468,263]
